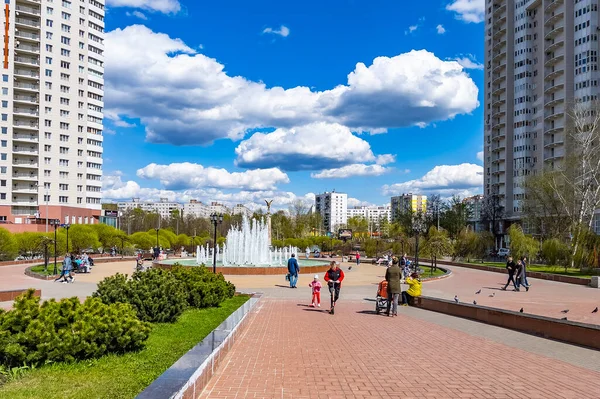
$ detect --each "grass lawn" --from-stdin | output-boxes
[418,265,447,278]
[29,263,63,276]
[464,261,593,279]
[0,295,249,399]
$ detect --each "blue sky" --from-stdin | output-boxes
[102,0,485,209]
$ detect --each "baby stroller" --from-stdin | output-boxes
[375,280,389,314]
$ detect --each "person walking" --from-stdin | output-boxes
[401,272,421,306]
[355,251,360,266]
[521,256,531,288]
[305,247,310,260]
[324,261,345,315]
[308,275,322,307]
[385,258,402,316]
[287,253,300,288]
[501,256,519,291]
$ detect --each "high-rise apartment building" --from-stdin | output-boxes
[484,0,597,226]
[315,191,347,233]
[0,0,105,232]
[183,199,210,218]
[390,194,427,221]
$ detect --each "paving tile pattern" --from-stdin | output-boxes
[200,299,600,399]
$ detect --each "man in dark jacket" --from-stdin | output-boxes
[501,256,519,291]
[324,261,345,314]
[385,258,402,316]
[287,254,299,288]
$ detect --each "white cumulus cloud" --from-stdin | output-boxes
[451,55,484,70]
[234,123,376,171]
[311,164,391,179]
[436,24,446,34]
[476,151,484,162]
[126,10,148,20]
[382,163,483,197]
[104,25,479,146]
[446,0,484,23]
[262,25,290,37]
[136,163,290,191]
[106,0,180,13]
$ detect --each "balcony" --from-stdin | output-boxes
[491,96,506,108]
[493,25,507,40]
[15,5,41,16]
[12,172,38,181]
[15,17,41,28]
[15,43,40,54]
[545,0,564,13]
[12,185,38,194]
[14,82,39,91]
[13,120,39,130]
[492,62,506,75]
[492,50,507,63]
[13,133,38,142]
[545,123,564,135]
[544,11,564,27]
[13,94,38,104]
[546,39,564,53]
[492,142,506,152]
[544,53,564,67]
[11,198,38,205]
[12,146,38,155]
[12,160,38,168]
[492,73,506,86]
[544,80,564,94]
[492,83,506,95]
[544,137,564,148]
[14,30,40,42]
[544,67,564,81]
[544,24,564,41]
[493,3,506,18]
[13,108,39,117]
[544,109,565,121]
[14,56,39,66]
[545,148,565,161]
[544,96,564,108]
[14,68,39,79]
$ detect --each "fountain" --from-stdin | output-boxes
[195,214,298,266]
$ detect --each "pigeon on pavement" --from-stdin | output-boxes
[489,293,495,298]
[473,300,477,305]
[475,289,481,294]
[561,317,568,320]
[519,308,523,313]
[454,295,459,303]
[593,307,598,314]
[561,309,569,314]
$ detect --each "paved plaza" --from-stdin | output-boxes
[1,259,600,398]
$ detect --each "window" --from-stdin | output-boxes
[0,194,5,200]
[46,57,52,65]
[0,154,5,161]
[1,88,7,95]
[1,75,7,82]
[1,114,6,121]
[59,196,68,203]
[0,167,5,174]
[0,127,5,134]
[59,184,68,191]
[0,140,5,147]
[44,170,51,177]
[0,180,5,186]
[45,132,51,139]
[1,101,6,108]
[44,144,51,151]
[59,159,69,167]
[47,20,53,27]
[45,69,52,77]
[60,171,69,178]
[60,134,69,142]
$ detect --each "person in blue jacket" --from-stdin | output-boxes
[287,254,300,288]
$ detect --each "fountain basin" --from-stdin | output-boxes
[156,258,332,275]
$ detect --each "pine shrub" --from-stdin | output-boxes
[0,290,151,368]
[94,268,188,323]
[170,266,236,308]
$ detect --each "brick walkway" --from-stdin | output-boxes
[200,299,600,399]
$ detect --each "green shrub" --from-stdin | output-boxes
[93,269,188,323]
[170,266,236,308]
[0,290,150,368]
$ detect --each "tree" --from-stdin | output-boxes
[541,238,570,267]
[14,232,45,258]
[129,232,154,250]
[440,195,470,239]
[69,225,101,253]
[480,186,504,247]
[0,227,18,261]
[91,224,120,252]
[347,216,369,240]
[507,225,539,261]
[423,227,452,269]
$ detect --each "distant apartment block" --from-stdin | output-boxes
[183,199,210,218]
[209,201,230,215]
[315,191,347,233]
[232,203,252,218]
[347,205,391,224]
[463,194,485,232]
[390,194,427,221]
[117,198,182,219]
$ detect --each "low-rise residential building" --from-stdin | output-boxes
[117,198,182,219]
[209,202,230,215]
[232,204,253,218]
[183,200,210,218]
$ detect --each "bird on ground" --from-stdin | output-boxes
[489,293,495,298]
[561,317,568,320]
[593,307,598,314]
[454,295,459,303]
[475,289,481,294]
[561,309,569,314]
[519,308,523,313]
[473,300,477,305]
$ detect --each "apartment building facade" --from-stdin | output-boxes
[315,191,347,233]
[0,0,105,232]
[183,199,210,219]
[484,0,597,228]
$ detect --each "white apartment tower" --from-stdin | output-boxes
[315,191,348,233]
[484,0,598,223]
[0,0,105,232]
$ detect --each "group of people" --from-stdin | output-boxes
[384,256,422,316]
[54,253,94,283]
[502,256,530,292]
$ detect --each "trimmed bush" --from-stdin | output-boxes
[0,290,151,368]
[93,268,188,323]
[170,266,236,308]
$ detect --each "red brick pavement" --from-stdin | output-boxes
[200,299,600,399]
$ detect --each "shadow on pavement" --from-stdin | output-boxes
[301,308,327,313]
[274,284,293,289]
[363,298,376,302]
[356,310,381,315]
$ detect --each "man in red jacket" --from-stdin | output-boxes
[324,261,345,315]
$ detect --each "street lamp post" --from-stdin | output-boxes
[413,215,425,272]
[210,213,223,273]
[155,228,160,254]
[119,236,125,259]
[62,224,70,253]
[50,219,59,275]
